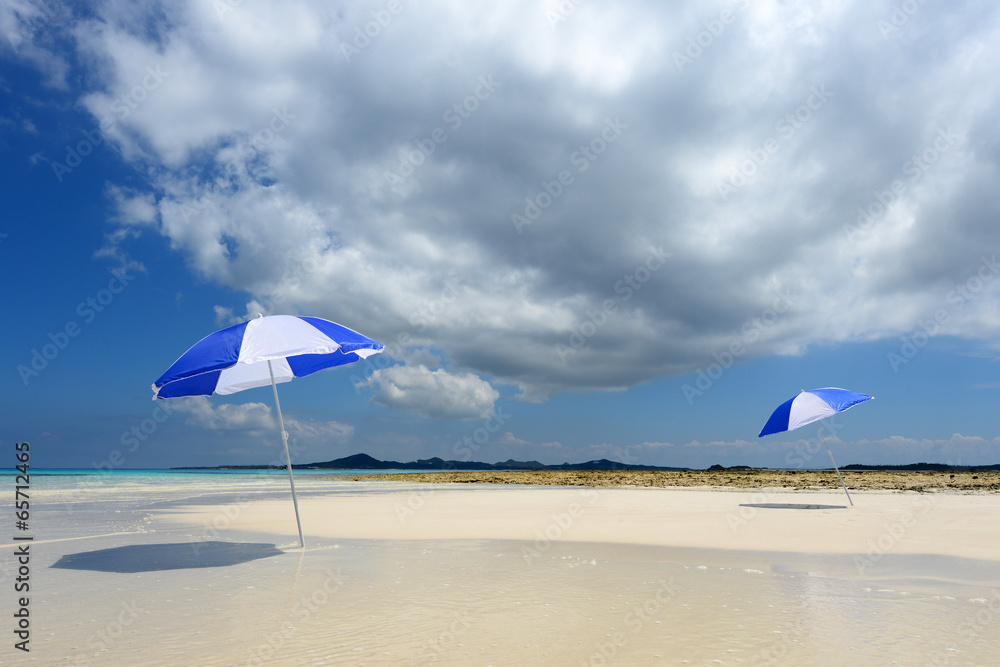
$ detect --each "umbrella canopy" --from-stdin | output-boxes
[758,387,873,506]
[758,387,873,437]
[153,314,383,547]
[153,315,383,399]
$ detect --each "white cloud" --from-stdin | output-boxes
[0,0,71,88]
[107,184,157,226]
[363,364,499,419]
[34,0,1000,402]
[213,305,237,327]
[171,396,353,441]
[498,432,533,447]
[850,433,1000,465]
[172,397,275,431]
[288,418,353,442]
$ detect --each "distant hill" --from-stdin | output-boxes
[293,453,686,472]
[173,455,1000,473]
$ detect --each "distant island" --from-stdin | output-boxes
[174,452,686,471]
[172,453,1000,472]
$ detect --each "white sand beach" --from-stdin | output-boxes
[185,484,1000,559]
[11,480,1000,665]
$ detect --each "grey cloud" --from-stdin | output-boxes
[65,0,1000,401]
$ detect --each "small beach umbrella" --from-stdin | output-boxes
[758,387,873,506]
[153,314,384,547]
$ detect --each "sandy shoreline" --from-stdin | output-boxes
[341,468,1000,492]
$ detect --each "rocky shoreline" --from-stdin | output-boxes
[343,469,1000,492]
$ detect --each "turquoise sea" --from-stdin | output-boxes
[17,468,412,543]
[23,467,410,497]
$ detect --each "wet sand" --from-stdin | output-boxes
[149,483,1000,664]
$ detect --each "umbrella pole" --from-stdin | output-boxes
[816,423,853,506]
[268,360,305,548]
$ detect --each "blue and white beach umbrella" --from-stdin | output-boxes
[758,387,873,505]
[153,315,384,547]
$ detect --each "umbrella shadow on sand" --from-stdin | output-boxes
[739,503,847,510]
[52,541,285,573]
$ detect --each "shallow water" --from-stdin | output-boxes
[20,468,408,541]
[7,471,999,665]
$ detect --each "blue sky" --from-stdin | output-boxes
[2,0,999,470]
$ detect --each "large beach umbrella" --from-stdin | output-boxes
[153,314,384,547]
[758,387,873,506]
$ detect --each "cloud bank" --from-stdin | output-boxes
[20,0,1000,411]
